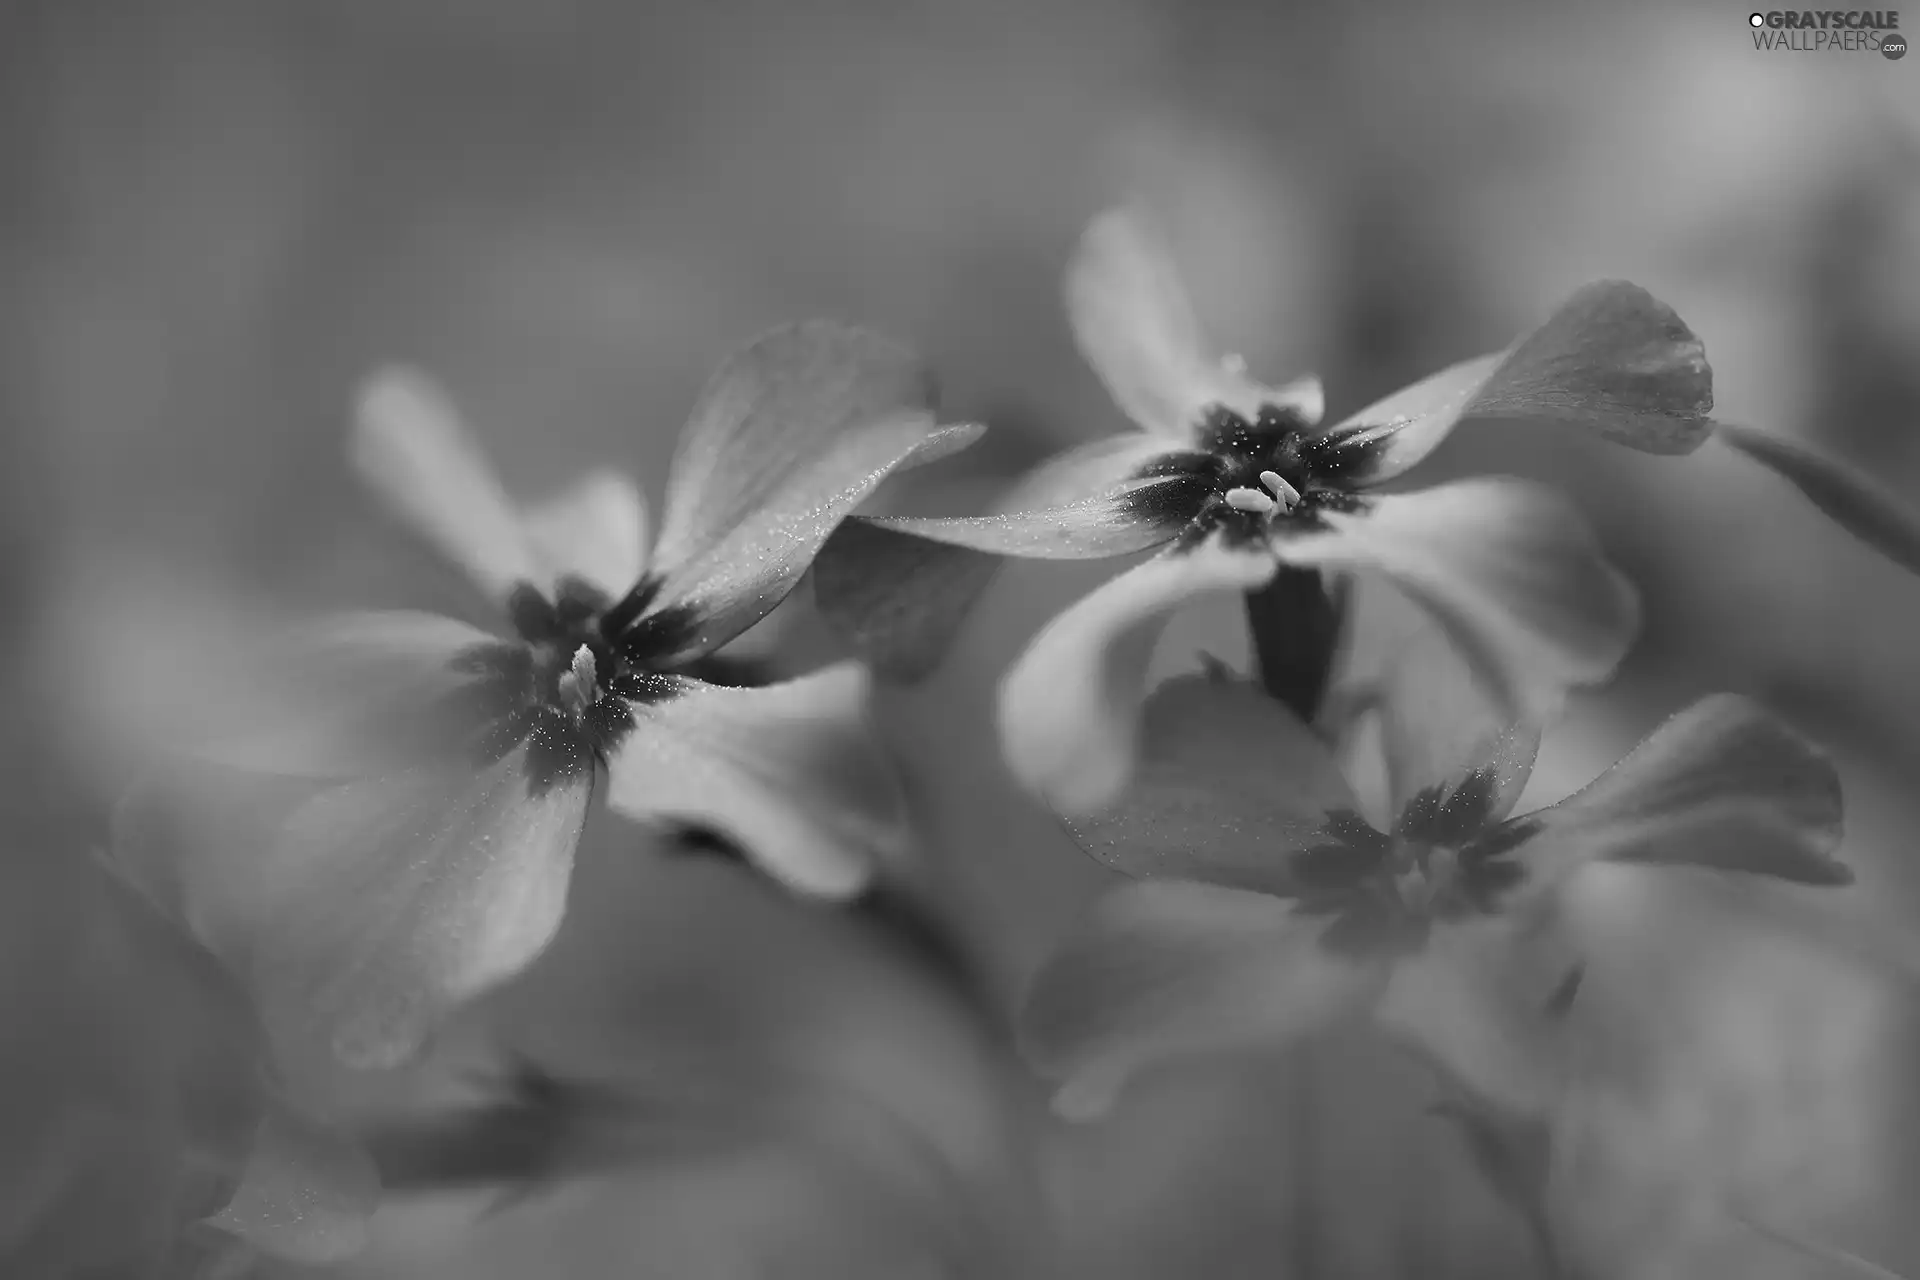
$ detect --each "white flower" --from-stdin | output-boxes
[1017,667,1847,1124]
[115,321,981,1069]
[822,208,1728,815]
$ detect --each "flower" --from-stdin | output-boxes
[821,207,1719,815]
[113,321,981,1069]
[1016,667,1848,1124]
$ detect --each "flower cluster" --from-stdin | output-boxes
[118,321,978,1069]
[101,205,1920,1271]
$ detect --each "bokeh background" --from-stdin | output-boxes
[6,2,1920,1277]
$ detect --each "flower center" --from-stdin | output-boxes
[1303,815,1489,960]
[1191,403,1366,544]
[552,644,600,717]
[1222,469,1303,516]
[438,578,688,794]
[1388,840,1463,916]
[509,582,643,718]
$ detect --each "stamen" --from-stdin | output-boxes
[1259,470,1302,510]
[556,643,598,715]
[1220,353,1249,376]
[1224,486,1277,514]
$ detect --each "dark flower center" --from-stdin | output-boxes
[443,577,692,795]
[1129,402,1378,551]
[1197,403,1376,538]
[1294,769,1538,959]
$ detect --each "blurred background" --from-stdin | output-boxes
[5,2,1920,1277]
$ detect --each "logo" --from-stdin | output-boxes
[1748,9,1904,53]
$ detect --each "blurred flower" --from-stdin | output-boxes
[114,321,981,1069]
[822,208,1716,815]
[1017,670,1848,1125]
[1,844,374,1277]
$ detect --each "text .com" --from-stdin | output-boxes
[1749,9,1906,53]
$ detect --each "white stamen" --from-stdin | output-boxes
[1224,486,1277,514]
[1220,353,1249,376]
[1259,470,1302,510]
[557,643,598,714]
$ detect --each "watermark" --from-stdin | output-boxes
[1747,9,1906,56]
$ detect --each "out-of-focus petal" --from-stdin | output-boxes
[189,611,517,778]
[59,577,509,785]
[1733,1214,1911,1280]
[998,538,1279,817]
[1020,879,1380,1120]
[1476,695,1849,904]
[1,846,266,1278]
[1326,575,1541,829]
[1275,478,1639,729]
[520,469,649,600]
[637,321,982,660]
[1716,421,1920,579]
[603,662,904,900]
[1066,207,1323,438]
[275,751,591,1068]
[1065,674,1384,897]
[810,520,1004,684]
[1318,281,1715,485]
[351,367,539,608]
[118,745,592,1069]
[1374,917,1573,1119]
[204,1097,378,1264]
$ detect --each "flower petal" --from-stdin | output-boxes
[1066,207,1322,438]
[276,751,592,1068]
[1020,879,1380,1120]
[1333,575,1542,832]
[1473,695,1849,903]
[1318,281,1715,485]
[997,538,1279,817]
[637,321,983,660]
[204,1097,378,1264]
[118,745,592,1069]
[351,367,540,607]
[0,846,266,1279]
[809,435,1202,682]
[810,519,1005,684]
[844,433,1208,560]
[1734,1214,1911,1280]
[519,468,649,601]
[1275,478,1639,729]
[190,610,519,778]
[999,432,1214,511]
[1374,917,1575,1119]
[1716,421,1920,579]
[854,494,1191,560]
[1065,673,1383,896]
[603,662,904,900]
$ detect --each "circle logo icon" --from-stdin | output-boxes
[1884,32,1908,59]
[1749,11,1766,26]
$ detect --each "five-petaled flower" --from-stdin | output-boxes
[824,206,1721,816]
[1017,669,1849,1123]
[116,321,980,1069]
